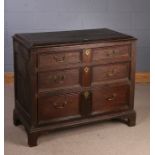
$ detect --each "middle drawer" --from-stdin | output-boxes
[92,62,129,83]
[38,68,80,91]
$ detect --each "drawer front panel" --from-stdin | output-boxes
[93,45,130,62]
[38,93,80,122]
[92,85,129,114]
[38,51,81,68]
[92,63,129,83]
[38,69,80,91]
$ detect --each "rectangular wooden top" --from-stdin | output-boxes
[13,28,136,48]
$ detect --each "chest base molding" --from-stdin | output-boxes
[14,108,136,147]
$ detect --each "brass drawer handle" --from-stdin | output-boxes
[84,67,89,73]
[106,93,117,101]
[53,101,68,109]
[107,69,116,77]
[107,50,117,57]
[84,49,91,56]
[54,75,65,82]
[49,74,65,83]
[107,72,114,77]
[53,54,65,62]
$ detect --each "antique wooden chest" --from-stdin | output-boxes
[13,28,137,147]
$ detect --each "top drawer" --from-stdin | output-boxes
[92,45,130,62]
[38,50,81,69]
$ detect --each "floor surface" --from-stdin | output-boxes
[4,84,149,155]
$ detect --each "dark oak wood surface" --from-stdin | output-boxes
[13,28,137,147]
[13,28,136,48]
[38,92,80,122]
[92,84,129,114]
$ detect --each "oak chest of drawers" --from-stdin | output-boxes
[13,28,137,147]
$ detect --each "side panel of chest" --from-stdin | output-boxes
[13,41,31,119]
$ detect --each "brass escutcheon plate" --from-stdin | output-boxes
[84,91,89,99]
[84,67,89,73]
[85,49,91,56]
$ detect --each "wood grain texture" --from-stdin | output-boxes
[92,62,129,82]
[38,68,80,91]
[92,84,129,114]
[38,50,81,69]
[92,44,130,62]
[38,93,80,123]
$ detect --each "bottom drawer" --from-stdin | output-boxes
[92,84,130,115]
[38,93,81,123]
